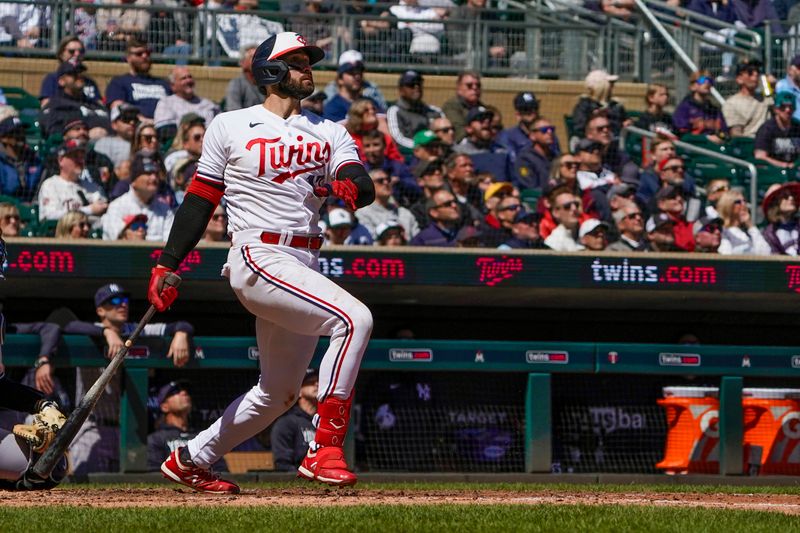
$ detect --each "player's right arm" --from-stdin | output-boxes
[148,117,228,312]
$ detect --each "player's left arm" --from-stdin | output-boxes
[336,162,375,209]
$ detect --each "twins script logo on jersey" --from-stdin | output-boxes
[246,135,331,183]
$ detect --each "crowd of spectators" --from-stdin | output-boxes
[3,28,800,257]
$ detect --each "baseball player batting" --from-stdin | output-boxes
[149,32,375,494]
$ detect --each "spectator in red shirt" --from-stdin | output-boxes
[655,185,694,251]
[345,98,403,162]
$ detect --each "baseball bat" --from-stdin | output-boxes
[32,273,182,478]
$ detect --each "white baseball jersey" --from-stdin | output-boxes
[37,174,106,221]
[197,106,362,237]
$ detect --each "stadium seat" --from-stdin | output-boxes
[721,137,755,160]
[0,86,42,149]
[520,188,542,211]
[35,219,58,237]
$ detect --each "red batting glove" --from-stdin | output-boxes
[148,265,178,312]
[315,180,358,210]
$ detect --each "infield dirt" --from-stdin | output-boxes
[2,487,800,515]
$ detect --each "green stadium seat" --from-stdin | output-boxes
[721,137,755,160]
[520,188,542,211]
[35,219,58,238]
[17,203,37,226]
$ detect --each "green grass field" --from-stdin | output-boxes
[2,483,800,533]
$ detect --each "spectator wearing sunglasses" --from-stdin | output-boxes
[105,39,172,119]
[94,103,140,170]
[775,55,800,122]
[102,152,174,241]
[431,117,456,148]
[0,202,20,237]
[63,282,194,476]
[578,219,610,251]
[40,61,112,140]
[410,189,464,247]
[454,106,515,184]
[717,191,770,255]
[498,209,545,250]
[118,213,148,240]
[607,203,647,252]
[164,114,205,177]
[761,182,800,255]
[754,91,800,169]
[655,184,694,251]
[497,91,560,164]
[55,210,91,239]
[154,67,219,137]
[386,70,443,156]
[704,178,731,219]
[202,204,228,242]
[515,118,557,190]
[584,110,638,184]
[544,187,586,252]
[672,70,728,141]
[480,195,523,247]
[360,129,418,208]
[39,35,101,107]
[355,168,419,241]
[722,60,771,138]
[635,136,696,208]
[442,71,486,143]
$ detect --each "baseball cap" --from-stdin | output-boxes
[57,60,87,77]
[0,116,27,136]
[338,49,363,66]
[484,181,514,202]
[585,69,619,87]
[130,153,160,179]
[645,212,674,233]
[110,103,140,122]
[574,138,603,154]
[762,182,800,213]
[156,380,189,405]
[692,215,722,236]
[260,31,325,65]
[328,208,353,229]
[302,368,319,386]
[63,118,88,135]
[655,184,683,201]
[398,70,423,87]
[413,129,440,148]
[513,209,541,224]
[606,183,634,202]
[735,59,761,76]
[466,106,493,124]
[775,91,796,108]
[690,70,713,84]
[338,60,365,76]
[413,158,443,179]
[376,220,403,240]
[94,283,130,307]
[578,218,609,238]
[513,91,539,111]
[57,138,87,157]
[122,213,148,228]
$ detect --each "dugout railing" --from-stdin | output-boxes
[4,335,800,475]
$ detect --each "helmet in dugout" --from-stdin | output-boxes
[251,32,325,92]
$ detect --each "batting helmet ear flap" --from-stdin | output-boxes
[253,61,289,93]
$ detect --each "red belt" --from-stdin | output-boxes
[260,231,324,250]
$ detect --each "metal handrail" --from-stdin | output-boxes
[633,0,727,107]
[620,126,759,220]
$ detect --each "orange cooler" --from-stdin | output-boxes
[742,388,800,475]
[656,386,720,474]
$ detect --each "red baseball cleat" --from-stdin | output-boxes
[161,447,240,494]
[298,446,357,486]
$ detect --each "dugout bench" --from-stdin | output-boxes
[5,336,800,475]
